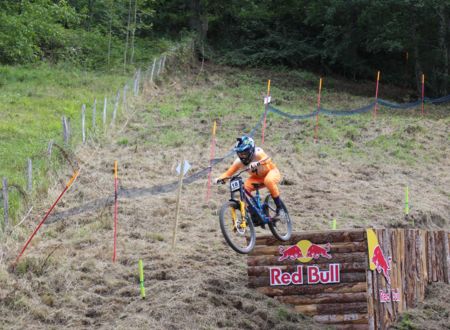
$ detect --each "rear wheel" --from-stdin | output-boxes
[264,195,292,241]
[219,201,256,254]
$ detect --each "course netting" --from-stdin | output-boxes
[47,92,450,223]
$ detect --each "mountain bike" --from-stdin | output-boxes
[217,164,292,254]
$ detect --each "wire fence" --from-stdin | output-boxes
[0,40,197,232]
[3,50,450,227]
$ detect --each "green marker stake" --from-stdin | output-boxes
[405,186,409,215]
[332,218,337,230]
[139,259,145,299]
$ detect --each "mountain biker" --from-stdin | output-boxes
[215,135,284,220]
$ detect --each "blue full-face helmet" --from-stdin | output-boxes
[234,136,255,165]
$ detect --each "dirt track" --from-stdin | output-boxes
[0,66,449,329]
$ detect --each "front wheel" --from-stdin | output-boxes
[219,201,256,254]
[264,195,292,241]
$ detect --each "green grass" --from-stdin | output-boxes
[0,63,130,224]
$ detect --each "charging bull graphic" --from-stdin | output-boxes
[367,229,392,285]
[372,245,392,284]
[278,240,332,263]
[306,242,332,259]
[278,245,303,261]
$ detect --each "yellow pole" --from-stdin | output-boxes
[139,259,145,299]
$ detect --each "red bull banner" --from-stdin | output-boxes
[270,240,341,286]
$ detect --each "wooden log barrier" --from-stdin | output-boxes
[248,229,450,329]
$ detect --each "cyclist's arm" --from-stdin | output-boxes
[219,158,244,179]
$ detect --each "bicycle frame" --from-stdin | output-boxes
[229,176,270,225]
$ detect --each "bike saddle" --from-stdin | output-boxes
[252,183,262,189]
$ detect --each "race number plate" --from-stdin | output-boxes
[230,179,241,192]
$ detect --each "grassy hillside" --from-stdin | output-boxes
[0,64,131,221]
[0,62,448,329]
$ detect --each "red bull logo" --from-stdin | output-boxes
[367,229,392,284]
[278,240,332,263]
[372,245,392,284]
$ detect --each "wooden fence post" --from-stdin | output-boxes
[111,90,120,127]
[150,58,156,83]
[123,84,128,113]
[62,116,69,145]
[172,160,185,249]
[92,98,97,130]
[157,57,163,76]
[47,140,54,158]
[27,159,32,192]
[162,55,167,73]
[134,68,141,96]
[81,104,86,143]
[2,178,8,229]
[103,97,107,130]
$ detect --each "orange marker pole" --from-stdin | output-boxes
[373,71,380,119]
[14,170,80,266]
[314,78,322,143]
[113,160,118,262]
[261,79,271,145]
[205,121,217,202]
[421,74,425,116]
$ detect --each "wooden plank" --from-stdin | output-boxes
[248,262,368,277]
[436,231,445,282]
[443,231,450,284]
[313,313,368,324]
[256,282,367,297]
[255,229,366,246]
[378,229,392,329]
[294,301,367,315]
[417,230,427,301]
[431,230,437,282]
[366,270,375,330]
[276,292,367,305]
[334,325,369,330]
[427,231,433,284]
[250,241,368,256]
[248,252,367,267]
[248,272,366,288]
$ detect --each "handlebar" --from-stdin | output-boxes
[217,157,269,184]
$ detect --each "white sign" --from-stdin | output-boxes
[176,160,191,176]
[264,96,272,105]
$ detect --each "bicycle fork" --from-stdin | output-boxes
[230,200,247,230]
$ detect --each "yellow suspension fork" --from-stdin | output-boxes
[229,200,247,229]
[239,200,247,229]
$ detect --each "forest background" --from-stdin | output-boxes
[0,0,449,96]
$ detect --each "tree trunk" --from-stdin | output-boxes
[107,1,113,67]
[189,0,208,41]
[124,0,132,71]
[437,4,449,94]
[130,0,138,65]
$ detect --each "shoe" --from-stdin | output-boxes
[272,208,282,221]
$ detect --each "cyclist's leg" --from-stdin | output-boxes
[264,169,283,218]
[263,168,281,197]
[244,176,265,193]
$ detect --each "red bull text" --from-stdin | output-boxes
[380,289,400,303]
[270,264,341,286]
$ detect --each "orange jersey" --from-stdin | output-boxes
[220,147,277,179]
